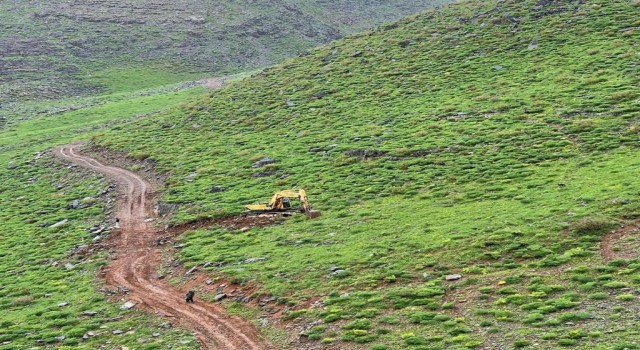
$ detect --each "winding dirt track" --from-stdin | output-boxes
[55,144,274,350]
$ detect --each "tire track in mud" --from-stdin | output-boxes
[55,144,274,350]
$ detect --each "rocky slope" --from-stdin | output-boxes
[0,0,451,115]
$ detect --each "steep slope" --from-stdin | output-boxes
[0,0,452,118]
[89,0,640,348]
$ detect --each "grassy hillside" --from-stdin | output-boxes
[87,0,640,348]
[0,87,206,349]
[0,0,451,121]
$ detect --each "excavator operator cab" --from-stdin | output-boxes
[282,197,291,209]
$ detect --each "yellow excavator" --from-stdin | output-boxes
[244,189,321,218]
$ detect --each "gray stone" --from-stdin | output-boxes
[50,219,69,228]
[329,266,342,272]
[64,263,75,270]
[81,311,97,316]
[445,274,462,281]
[112,330,123,335]
[209,186,226,193]
[120,301,136,310]
[55,336,65,342]
[251,157,277,168]
[68,200,80,209]
[152,333,161,337]
[243,257,267,264]
[58,302,69,307]
[214,293,227,302]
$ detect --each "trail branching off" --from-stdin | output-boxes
[56,144,274,350]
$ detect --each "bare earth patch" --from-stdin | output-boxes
[600,224,640,260]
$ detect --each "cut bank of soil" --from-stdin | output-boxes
[55,144,274,350]
[600,224,640,261]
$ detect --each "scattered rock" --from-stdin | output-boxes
[445,274,462,281]
[285,99,294,107]
[64,263,75,270]
[44,293,53,297]
[81,311,98,316]
[92,235,102,242]
[252,171,274,178]
[152,333,161,337]
[185,266,198,275]
[350,51,363,57]
[58,302,69,307]
[251,157,277,168]
[50,219,69,228]
[329,266,342,272]
[112,330,124,335]
[344,149,385,159]
[183,172,198,182]
[493,65,503,70]
[55,336,65,342]
[205,280,213,285]
[243,257,267,264]
[214,293,227,302]
[528,37,539,50]
[120,301,136,310]
[67,199,80,209]
[209,186,226,193]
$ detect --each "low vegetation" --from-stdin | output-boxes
[1,0,639,349]
[0,0,451,121]
[89,0,640,348]
[0,87,205,349]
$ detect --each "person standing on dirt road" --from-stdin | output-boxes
[186,290,195,303]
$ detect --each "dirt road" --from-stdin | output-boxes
[56,144,274,350]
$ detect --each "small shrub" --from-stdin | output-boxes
[404,336,428,346]
[587,292,608,300]
[497,287,517,295]
[603,281,627,289]
[558,339,578,346]
[370,345,387,350]
[514,339,531,348]
[571,217,613,235]
[616,294,635,301]
[344,319,371,330]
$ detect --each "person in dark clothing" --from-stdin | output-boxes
[185,290,195,303]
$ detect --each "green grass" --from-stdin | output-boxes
[86,0,640,348]
[0,0,452,118]
[0,86,206,349]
